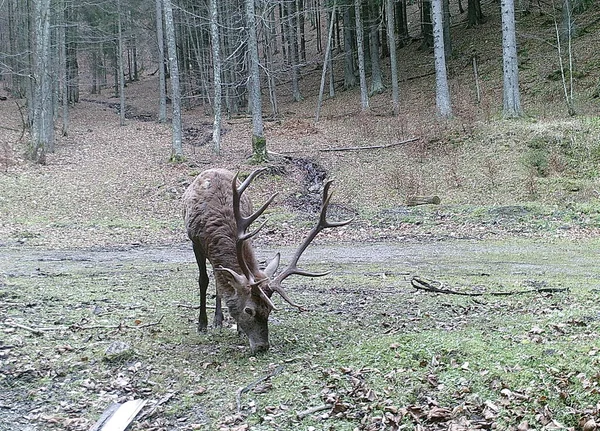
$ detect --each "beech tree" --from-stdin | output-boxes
[432,0,452,117]
[246,0,267,162]
[354,0,368,111]
[163,0,184,160]
[501,0,522,118]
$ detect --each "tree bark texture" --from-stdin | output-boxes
[163,0,184,160]
[501,0,522,118]
[432,0,452,117]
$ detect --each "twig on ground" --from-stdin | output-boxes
[71,316,164,331]
[411,276,569,296]
[319,137,419,152]
[296,404,332,420]
[2,319,67,335]
[236,365,284,413]
[174,302,215,310]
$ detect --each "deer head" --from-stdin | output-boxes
[219,168,352,353]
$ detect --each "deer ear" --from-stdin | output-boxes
[264,253,280,278]
[216,267,248,292]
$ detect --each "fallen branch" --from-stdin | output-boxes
[296,404,331,420]
[411,276,569,297]
[319,137,419,152]
[174,302,216,310]
[236,365,284,413]
[2,319,67,335]
[71,316,164,332]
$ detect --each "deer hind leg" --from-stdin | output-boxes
[193,241,209,332]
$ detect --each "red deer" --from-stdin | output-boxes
[182,168,351,353]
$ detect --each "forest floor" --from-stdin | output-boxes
[2,3,600,430]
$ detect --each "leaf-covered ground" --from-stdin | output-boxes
[2,238,600,431]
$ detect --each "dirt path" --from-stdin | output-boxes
[2,237,597,283]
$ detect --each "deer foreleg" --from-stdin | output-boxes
[193,242,209,332]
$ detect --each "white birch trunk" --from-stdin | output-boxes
[501,0,522,118]
[432,0,452,117]
[163,0,184,160]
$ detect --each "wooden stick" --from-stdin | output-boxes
[319,137,418,152]
[296,404,331,420]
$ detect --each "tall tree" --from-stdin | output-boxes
[209,0,222,154]
[354,0,368,111]
[117,0,126,126]
[386,0,399,115]
[343,5,357,89]
[467,0,484,27]
[30,0,54,162]
[368,0,384,95]
[163,0,184,160]
[501,0,522,118]
[432,0,451,117]
[155,0,167,123]
[246,0,267,162]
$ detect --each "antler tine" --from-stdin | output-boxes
[271,179,353,309]
[232,168,277,280]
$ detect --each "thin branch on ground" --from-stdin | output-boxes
[2,319,68,335]
[236,365,284,413]
[411,276,569,296]
[296,404,332,420]
[71,316,164,331]
[319,137,419,152]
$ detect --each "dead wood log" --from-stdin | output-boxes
[406,195,441,206]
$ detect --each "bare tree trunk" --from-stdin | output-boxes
[343,6,357,89]
[117,0,126,126]
[30,0,53,162]
[354,0,368,111]
[59,0,69,136]
[209,0,222,154]
[155,0,167,123]
[163,0,184,160]
[386,0,399,115]
[368,0,384,95]
[315,2,336,122]
[287,0,302,102]
[65,0,79,104]
[246,0,267,162]
[501,0,522,118]
[432,0,452,117]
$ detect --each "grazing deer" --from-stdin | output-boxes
[182,168,351,353]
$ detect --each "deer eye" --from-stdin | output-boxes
[244,307,255,316]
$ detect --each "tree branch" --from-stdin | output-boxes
[319,137,419,152]
[411,276,569,296]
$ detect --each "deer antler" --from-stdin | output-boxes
[270,179,353,310]
[231,168,277,282]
